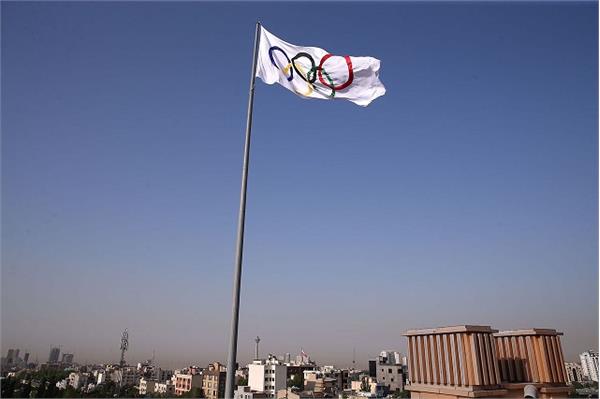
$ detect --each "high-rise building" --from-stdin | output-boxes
[48,347,61,363]
[565,362,584,384]
[6,349,15,365]
[23,353,30,364]
[579,350,599,382]
[62,353,74,365]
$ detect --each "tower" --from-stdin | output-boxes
[48,346,61,363]
[119,329,129,367]
[254,336,260,360]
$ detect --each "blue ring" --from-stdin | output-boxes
[268,46,293,82]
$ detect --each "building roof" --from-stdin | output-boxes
[403,325,497,336]
[494,328,563,337]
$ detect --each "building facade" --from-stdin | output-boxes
[375,350,404,393]
[248,356,287,397]
[62,353,74,365]
[48,347,60,363]
[155,381,175,396]
[579,350,599,382]
[234,385,269,399]
[202,362,227,399]
[174,372,202,396]
[404,325,570,399]
[564,362,584,384]
[138,378,156,395]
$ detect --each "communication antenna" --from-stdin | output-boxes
[254,336,261,360]
[119,329,129,367]
[353,347,356,369]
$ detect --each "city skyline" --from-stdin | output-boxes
[2,1,597,372]
[3,330,596,370]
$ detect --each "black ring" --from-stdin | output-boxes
[291,52,316,83]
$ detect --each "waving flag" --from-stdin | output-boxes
[255,26,386,107]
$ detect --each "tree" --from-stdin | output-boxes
[1,376,18,398]
[287,373,303,389]
[62,386,79,398]
[180,387,202,398]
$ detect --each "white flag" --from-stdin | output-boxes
[255,26,386,107]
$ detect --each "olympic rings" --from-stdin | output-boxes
[287,62,313,96]
[291,52,317,83]
[268,46,353,97]
[307,67,335,98]
[269,46,293,81]
[318,54,353,91]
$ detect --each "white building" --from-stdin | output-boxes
[68,372,89,390]
[580,350,599,382]
[565,362,584,384]
[111,367,140,387]
[138,378,156,395]
[56,379,68,390]
[155,380,175,396]
[375,351,404,393]
[234,385,269,399]
[96,371,106,385]
[248,355,287,397]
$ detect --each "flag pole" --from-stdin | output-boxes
[224,21,261,399]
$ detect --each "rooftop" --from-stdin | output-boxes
[403,325,498,336]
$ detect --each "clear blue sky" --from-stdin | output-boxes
[2,1,597,368]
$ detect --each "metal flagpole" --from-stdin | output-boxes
[224,21,261,399]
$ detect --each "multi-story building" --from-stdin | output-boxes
[368,360,377,378]
[154,367,174,382]
[375,350,404,393]
[404,325,570,399]
[248,355,287,397]
[580,350,599,382]
[68,372,89,390]
[62,353,74,365]
[111,367,140,387]
[138,377,156,395]
[48,347,60,363]
[565,362,584,384]
[202,362,227,399]
[155,380,175,396]
[234,385,269,399]
[97,371,107,385]
[174,372,203,396]
[6,349,15,365]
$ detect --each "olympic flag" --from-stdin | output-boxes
[256,27,386,107]
[225,23,385,399]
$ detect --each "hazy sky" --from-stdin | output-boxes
[1,1,597,369]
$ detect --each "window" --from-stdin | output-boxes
[388,368,392,373]
[391,378,394,382]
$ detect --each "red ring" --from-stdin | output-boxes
[317,54,354,91]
